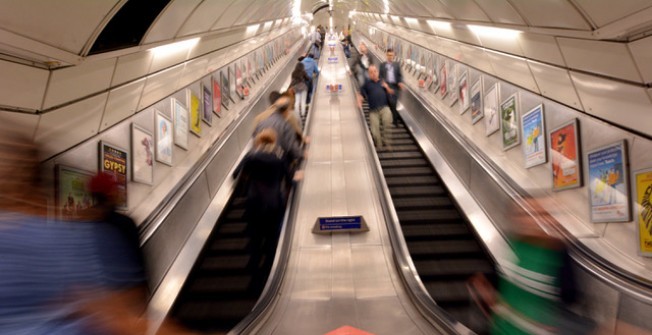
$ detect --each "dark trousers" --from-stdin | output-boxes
[387,83,400,125]
[306,78,313,104]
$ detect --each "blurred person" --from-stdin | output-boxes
[256,91,309,147]
[467,197,597,335]
[357,64,394,151]
[290,62,310,119]
[254,94,304,164]
[301,53,319,104]
[233,129,296,279]
[353,42,373,87]
[379,48,405,127]
[309,26,322,58]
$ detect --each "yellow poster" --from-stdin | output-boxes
[188,89,201,137]
[636,169,652,256]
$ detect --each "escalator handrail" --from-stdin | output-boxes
[348,68,471,334]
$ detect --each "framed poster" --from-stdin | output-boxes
[458,71,469,114]
[221,71,230,110]
[211,75,222,117]
[247,55,255,85]
[521,104,546,168]
[588,140,630,223]
[187,89,202,137]
[131,124,153,185]
[171,98,188,150]
[447,62,458,106]
[470,79,483,124]
[550,119,581,191]
[56,164,94,221]
[201,83,212,126]
[99,141,128,210]
[438,60,448,98]
[484,83,500,136]
[634,168,652,256]
[228,65,237,103]
[155,111,173,166]
[500,93,520,150]
[235,63,244,99]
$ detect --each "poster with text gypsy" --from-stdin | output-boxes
[99,141,128,210]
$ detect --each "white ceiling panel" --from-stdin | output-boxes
[457,43,494,75]
[477,34,524,57]
[435,0,490,21]
[473,0,525,25]
[177,0,234,38]
[570,71,652,137]
[574,0,652,27]
[43,58,116,109]
[148,44,192,74]
[139,64,184,111]
[508,0,591,30]
[628,36,652,84]
[518,33,565,67]
[0,60,49,111]
[0,111,40,141]
[0,0,120,54]
[35,93,108,160]
[528,60,582,110]
[557,38,642,83]
[212,0,258,30]
[112,51,154,87]
[486,50,538,93]
[178,57,209,90]
[411,0,453,19]
[143,0,202,44]
[100,78,146,132]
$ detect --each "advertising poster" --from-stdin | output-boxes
[521,104,546,168]
[438,61,447,98]
[458,72,469,114]
[470,79,483,124]
[229,66,237,103]
[131,124,153,185]
[99,141,128,210]
[588,140,630,222]
[235,64,244,99]
[172,98,188,149]
[429,55,439,92]
[500,93,520,150]
[155,111,173,166]
[635,168,652,256]
[221,71,230,110]
[447,62,458,106]
[201,84,212,126]
[187,89,201,137]
[211,76,222,116]
[550,119,581,191]
[56,165,94,221]
[484,83,500,136]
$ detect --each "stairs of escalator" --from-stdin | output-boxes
[170,182,276,333]
[362,101,494,334]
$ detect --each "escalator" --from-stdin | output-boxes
[362,103,495,334]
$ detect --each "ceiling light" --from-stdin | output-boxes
[468,25,521,39]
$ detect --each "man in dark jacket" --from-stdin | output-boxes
[379,48,405,126]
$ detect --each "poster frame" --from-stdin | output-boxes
[55,164,95,221]
[521,104,547,168]
[470,78,483,124]
[500,93,520,151]
[549,118,582,191]
[99,140,128,210]
[155,110,173,166]
[130,123,154,185]
[634,167,652,257]
[587,140,631,223]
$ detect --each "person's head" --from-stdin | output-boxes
[359,42,368,54]
[293,62,305,73]
[274,95,292,115]
[89,172,119,210]
[307,53,314,59]
[386,48,395,62]
[368,64,379,81]
[268,90,281,104]
[255,128,277,148]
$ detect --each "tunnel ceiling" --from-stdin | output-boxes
[0,0,650,66]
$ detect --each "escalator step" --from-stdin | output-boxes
[384,144,419,152]
[397,209,461,223]
[380,158,428,168]
[217,222,248,235]
[377,151,423,159]
[407,240,481,257]
[385,175,439,186]
[200,254,251,271]
[392,196,452,209]
[175,299,257,322]
[225,209,245,221]
[424,280,472,305]
[187,275,252,295]
[382,166,433,177]
[385,132,412,139]
[414,259,493,277]
[401,223,470,239]
[388,138,415,145]
[389,185,446,197]
[209,237,250,252]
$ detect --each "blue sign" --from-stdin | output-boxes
[319,216,362,231]
[328,56,338,63]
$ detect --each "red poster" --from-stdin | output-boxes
[212,76,222,116]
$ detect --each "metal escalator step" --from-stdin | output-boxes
[386,175,439,186]
[407,240,481,256]
[414,259,493,277]
[386,133,412,139]
[175,299,257,321]
[187,275,252,294]
[424,280,472,305]
[380,158,429,168]
[231,197,246,207]
[200,254,251,271]
[217,222,247,235]
[382,166,433,177]
[384,144,419,152]
[401,223,470,239]
[389,138,416,145]
[377,151,423,159]
[389,185,446,197]
[209,237,250,251]
[392,196,452,210]
[225,209,245,221]
[397,209,461,223]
